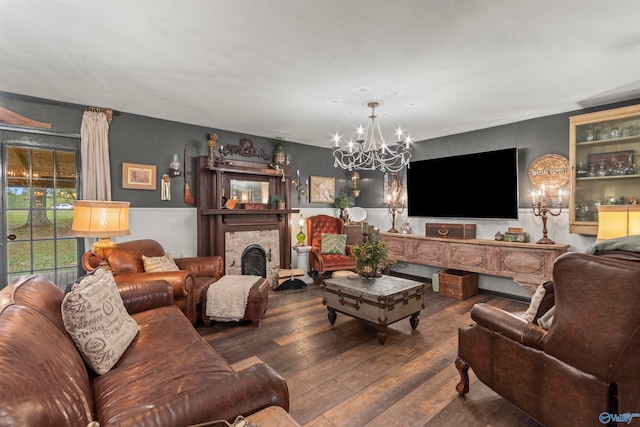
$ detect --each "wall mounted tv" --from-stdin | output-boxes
[407,148,519,220]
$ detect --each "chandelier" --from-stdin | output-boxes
[332,101,412,172]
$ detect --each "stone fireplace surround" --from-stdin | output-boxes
[225,230,280,286]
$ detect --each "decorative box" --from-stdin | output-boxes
[439,269,478,300]
[426,223,477,239]
[503,232,530,243]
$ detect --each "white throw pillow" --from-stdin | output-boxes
[522,282,547,322]
[61,268,138,375]
[142,254,180,272]
[537,306,556,330]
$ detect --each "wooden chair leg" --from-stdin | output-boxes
[455,357,470,396]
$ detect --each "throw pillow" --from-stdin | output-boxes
[522,280,555,323]
[142,254,180,272]
[61,268,139,375]
[537,306,555,330]
[321,233,347,255]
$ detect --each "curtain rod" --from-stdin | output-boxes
[85,106,121,124]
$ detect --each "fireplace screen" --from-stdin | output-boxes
[241,244,267,278]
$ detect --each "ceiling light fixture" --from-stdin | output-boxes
[332,101,412,172]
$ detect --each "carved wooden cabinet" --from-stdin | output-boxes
[380,233,569,293]
[569,104,640,235]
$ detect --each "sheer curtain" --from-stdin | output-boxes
[80,110,111,201]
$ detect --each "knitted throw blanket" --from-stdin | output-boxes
[585,235,640,254]
[205,275,261,322]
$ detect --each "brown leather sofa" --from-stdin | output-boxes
[83,239,223,324]
[306,214,357,279]
[0,274,289,426]
[456,251,640,427]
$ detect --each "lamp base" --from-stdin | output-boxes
[387,228,399,233]
[91,237,117,266]
[536,236,556,245]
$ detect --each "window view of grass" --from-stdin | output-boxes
[6,206,77,275]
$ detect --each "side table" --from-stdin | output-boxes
[292,245,313,284]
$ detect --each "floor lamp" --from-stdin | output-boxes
[70,200,131,267]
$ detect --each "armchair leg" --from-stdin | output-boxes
[455,357,470,396]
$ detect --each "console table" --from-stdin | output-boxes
[380,233,570,293]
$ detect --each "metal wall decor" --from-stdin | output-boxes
[220,138,270,160]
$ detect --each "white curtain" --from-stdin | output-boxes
[80,111,111,201]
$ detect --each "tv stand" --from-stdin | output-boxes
[380,233,569,293]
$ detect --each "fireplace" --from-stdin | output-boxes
[224,230,280,286]
[242,244,267,277]
[196,156,298,285]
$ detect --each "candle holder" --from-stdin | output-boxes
[386,173,405,233]
[532,186,562,244]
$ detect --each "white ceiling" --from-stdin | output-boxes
[1,0,639,147]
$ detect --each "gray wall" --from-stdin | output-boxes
[2,91,639,210]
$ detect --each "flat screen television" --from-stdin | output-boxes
[407,148,519,219]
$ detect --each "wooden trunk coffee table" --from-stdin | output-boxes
[321,274,425,345]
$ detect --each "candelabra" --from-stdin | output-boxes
[532,185,562,244]
[386,173,405,233]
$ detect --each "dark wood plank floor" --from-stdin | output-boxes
[196,280,542,427]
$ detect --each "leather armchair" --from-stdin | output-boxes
[456,251,640,427]
[83,239,223,324]
[306,214,357,279]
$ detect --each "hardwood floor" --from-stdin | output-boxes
[196,280,542,427]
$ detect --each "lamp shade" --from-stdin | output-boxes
[70,200,131,238]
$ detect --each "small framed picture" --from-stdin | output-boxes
[309,176,335,203]
[122,163,157,190]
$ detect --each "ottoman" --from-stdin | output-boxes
[202,276,270,327]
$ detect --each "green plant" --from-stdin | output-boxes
[352,240,388,271]
[272,137,289,149]
[332,192,349,209]
[271,194,283,202]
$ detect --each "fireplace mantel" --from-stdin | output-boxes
[196,156,298,269]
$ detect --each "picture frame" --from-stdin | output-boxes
[122,162,157,190]
[309,176,335,203]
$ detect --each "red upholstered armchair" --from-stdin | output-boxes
[307,215,357,280]
[82,239,223,324]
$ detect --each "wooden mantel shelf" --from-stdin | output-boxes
[202,209,299,215]
[380,233,570,293]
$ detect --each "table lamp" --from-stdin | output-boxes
[70,200,131,266]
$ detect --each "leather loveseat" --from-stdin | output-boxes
[83,239,223,324]
[0,274,289,426]
[455,251,640,427]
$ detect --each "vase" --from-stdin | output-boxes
[273,148,286,166]
[359,264,378,279]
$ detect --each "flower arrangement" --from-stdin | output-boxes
[352,240,388,278]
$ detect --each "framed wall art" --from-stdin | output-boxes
[309,176,335,203]
[122,162,157,190]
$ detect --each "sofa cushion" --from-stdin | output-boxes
[522,280,554,323]
[142,254,180,272]
[321,233,347,255]
[62,268,139,375]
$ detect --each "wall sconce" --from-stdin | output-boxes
[292,169,309,203]
[169,154,181,177]
[351,172,360,198]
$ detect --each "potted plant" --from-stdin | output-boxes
[272,137,288,166]
[332,191,349,222]
[271,194,285,210]
[352,240,388,278]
